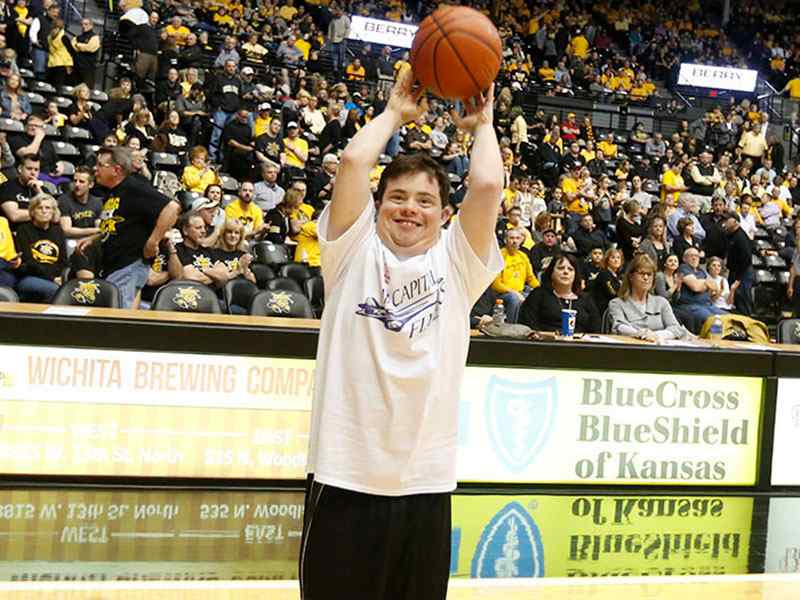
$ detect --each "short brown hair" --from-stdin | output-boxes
[375,153,449,208]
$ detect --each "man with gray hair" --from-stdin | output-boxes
[667,194,706,243]
[78,147,181,308]
[253,161,285,213]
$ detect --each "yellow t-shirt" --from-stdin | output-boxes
[346,64,366,80]
[538,67,556,81]
[278,4,298,20]
[225,200,264,234]
[597,140,618,157]
[290,203,314,221]
[394,59,411,80]
[661,169,683,204]
[294,220,320,266]
[165,24,191,45]
[283,137,308,168]
[14,5,28,36]
[181,165,220,193]
[295,37,310,60]
[253,115,272,138]
[0,216,15,260]
[491,248,539,294]
[787,78,800,99]
[569,35,589,58]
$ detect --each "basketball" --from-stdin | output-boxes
[410,6,503,100]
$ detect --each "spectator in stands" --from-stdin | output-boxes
[667,195,706,242]
[255,116,285,166]
[14,193,66,302]
[639,216,678,269]
[80,146,180,309]
[723,211,753,315]
[208,60,241,163]
[661,161,687,209]
[253,161,285,213]
[327,7,350,73]
[72,18,100,88]
[706,256,735,311]
[176,83,209,148]
[309,153,337,209]
[181,146,220,193]
[491,227,540,324]
[590,247,623,317]
[127,9,160,86]
[616,199,645,261]
[220,108,255,181]
[688,150,721,210]
[1,73,29,120]
[283,121,308,180]
[674,247,726,332]
[0,154,44,229]
[572,213,607,258]
[655,253,681,303]
[214,36,241,68]
[788,221,800,317]
[214,218,256,286]
[0,214,19,289]
[29,1,59,79]
[167,211,228,287]
[519,253,600,334]
[609,254,688,341]
[156,68,182,114]
[57,166,100,239]
[701,196,728,260]
[264,186,302,244]
[672,217,704,262]
[224,180,264,239]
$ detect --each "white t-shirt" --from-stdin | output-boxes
[307,200,502,496]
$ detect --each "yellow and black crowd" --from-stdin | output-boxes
[0,0,799,338]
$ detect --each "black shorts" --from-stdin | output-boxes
[299,475,451,600]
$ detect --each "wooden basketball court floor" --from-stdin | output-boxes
[0,574,798,599]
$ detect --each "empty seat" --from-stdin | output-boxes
[249,290,314,318]
[51,96,73,109]
[222,278,259,314]
[278,262,313,285]
[253,242,290,266]
[151,152,180,171]
[63,126,91,141]
[266,277,304,294]
[151,281,222,313]
[250,264,275,289]
[754,269,777,284]
[0,118,23,133]
[219,174,239,193]
[52,278,121,308]
[53,141,80,158]
[176,190,204,212]
[57,161,75,177]
[777,318,800,344]
[28,80,55,95]
[304,275,324,316]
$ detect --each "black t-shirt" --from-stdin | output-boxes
[175,242,218,271]
[99,175,173,276]
[0,177,37,229]
[8,134,57,173]
[57,192,103,229]
[519,287,601,333]
[215,248,246,276]
[255,132,284,165]
[264,208,290,244]
[15,221,68,280]
[221,119,253,157]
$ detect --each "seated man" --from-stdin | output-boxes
[490,228,540,323]
[673,247,726,333]
[166,211,229,288]
[572,213,608,258]
[224,181,266,240]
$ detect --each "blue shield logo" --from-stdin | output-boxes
[471,501,545,578]
[485,375,557,473]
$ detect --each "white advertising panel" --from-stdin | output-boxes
[677,63,758,92]
[347,15,418,48]
[771,378,800,485]
[766,497,800,573]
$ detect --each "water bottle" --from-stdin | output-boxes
[709,315,723,342]
[492,299,506,326]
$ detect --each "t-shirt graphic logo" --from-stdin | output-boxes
[356,272,444,337]
[70,280,100,304]
[470,501,545,578]
[99,196,125,241]
[192,253,213,270]
[485,375,557,472]
[31,240,59,264]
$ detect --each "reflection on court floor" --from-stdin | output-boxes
[1,574,799,599]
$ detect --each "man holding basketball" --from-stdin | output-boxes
[299,67,504,599]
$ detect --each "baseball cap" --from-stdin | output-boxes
[241,66,254,75]
[191,196,220,211]
[286,121,299,129]
[258,102,271,112]
[322,153,339,164]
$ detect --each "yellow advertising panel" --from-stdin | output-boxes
[0,345,764,484]
[0,488,304,581]
[451,495,754,578]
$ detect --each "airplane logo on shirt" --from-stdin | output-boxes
[356,276,444,334]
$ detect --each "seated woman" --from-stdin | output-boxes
[589,247,623,316]
[519,253,601,334]
[14,194,67,303]
[608,254,689,342]
[213,219,256,285]
[182,146,220,193]
[671,216,703,261]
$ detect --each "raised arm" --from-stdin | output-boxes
[327,69,427,241]
[451,86,504,263]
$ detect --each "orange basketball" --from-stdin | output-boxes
[410,6,503,100]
